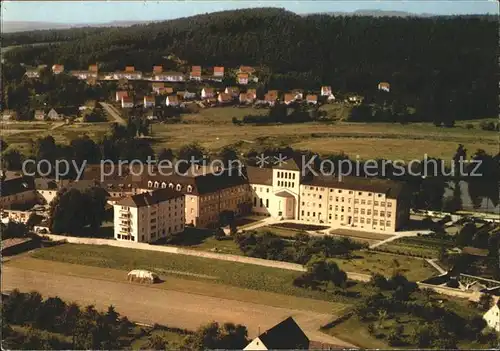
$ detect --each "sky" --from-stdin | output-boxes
[2,1,498,24]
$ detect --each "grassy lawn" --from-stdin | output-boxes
[3,115,495,162]
[329,229,393,241]
[324,315,390,349]
[332,250,436,282]
[374,236,455,259]
[254,225,300,238]
[25,244,351,310]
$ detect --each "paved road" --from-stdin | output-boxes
[100,102,127,125]
[2,265,354,347]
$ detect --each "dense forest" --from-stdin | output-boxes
[2,8,497,119]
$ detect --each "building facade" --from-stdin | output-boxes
[114,188,185,243]
[247,160,409,232]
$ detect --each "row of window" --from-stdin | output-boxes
[306,186,385,198]
[277,171,296,180]
[149,181,192,192]
[254,197,269,208]
[277,181,295,188]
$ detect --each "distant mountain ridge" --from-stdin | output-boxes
[2,20,156,33]
[3,8,489,33]
[316,9,436,17]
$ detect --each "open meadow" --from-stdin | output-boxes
[1,110,497,162]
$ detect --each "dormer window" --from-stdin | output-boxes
[161,182,167,188]
[148,181,153,188]
[187,185,192,193]
[154,181,159,188]
[169,183,174,188]
[176,184,181,191]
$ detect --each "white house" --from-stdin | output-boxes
[244,317,309,350]
[153,72,185,82]
[121,96,134,108]
[51,64,64,74]
[378,82,391,92]
[25,69,40,78]
[237,73,249,85]
[306,94,318,105]
[483,299,500,332]
[114,188,185,243]
[47,108,63,120]
[1,110,17,121]
[201,88,215,99]
[34,110,46,121]
[166,95,179,107]
[144,96,155,108]
[321,86,332,96]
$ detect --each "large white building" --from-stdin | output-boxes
[246,159,409,232]
[114,188,185,243]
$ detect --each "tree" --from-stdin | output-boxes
[182,321,248,350]
[157,148,174,162]
[303,257,347,288]
[1,221,29,239]
[2,148,24,170]
[147,335,168,350]
[218,145,239,167]
[48,187,107,235]
[478,294,493,312]
[70,135,101,166]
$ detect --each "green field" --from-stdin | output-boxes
[2,111,497,162]
[29,244,345,303]
[374,236,455,259]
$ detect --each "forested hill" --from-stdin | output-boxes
[3,8,497,118]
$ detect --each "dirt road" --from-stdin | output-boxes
[100,102,127,125]
[2,265,353,346]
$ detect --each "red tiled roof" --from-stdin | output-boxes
[306,94,318,102]
[191,66,201,72]
[214,66,224,73]
[125,66,135,72]
[88,64,98,72]
[239,65,255,73]
[218,93,232,102]
[153,65,163,73]
[237,73,249,79]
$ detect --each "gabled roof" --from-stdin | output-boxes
[153,65,163,73]
[88,64,98,72]
[52,64,64,71]
[239,65,255,73]
[125,66,135,72]
[284,93,295,103]
[237,73,249,79]
[246,166,273,185]
[306,94,318,102]
[166,95,179,103]
[190,71,201,77]
[218,93,232,102]
[273,157,300,171]
[116,90,129,97]
[122,96,133,103]
[202,87,214,93]
[116,188,183,207]
[257,317,309,350]
[379,81,390,87]
[213,66,224,73]
[191,66,201,72]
